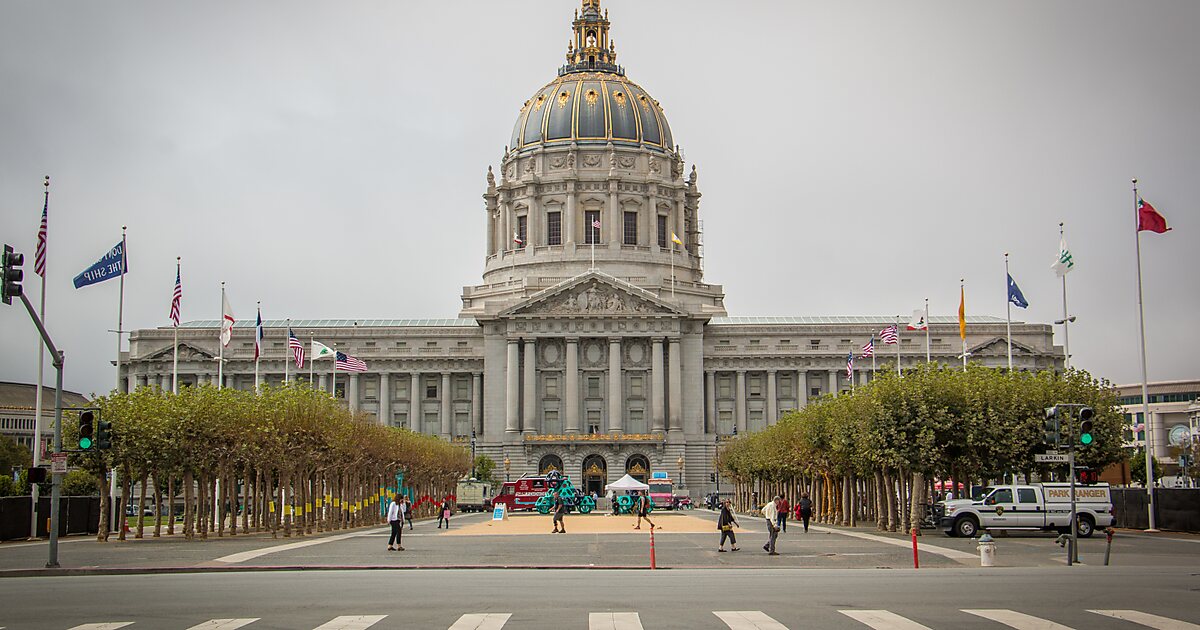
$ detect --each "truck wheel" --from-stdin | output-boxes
[1076,515,1095,538]
[954,516,979,538]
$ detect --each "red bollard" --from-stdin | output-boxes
[649,526,657,570]
[911,528,919,569]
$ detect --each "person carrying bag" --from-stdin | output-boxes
[717,499,740,552]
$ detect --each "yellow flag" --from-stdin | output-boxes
[670,232,683,245]
[958,285,966,340]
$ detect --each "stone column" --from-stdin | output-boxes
[500,200,511,255]
[522,339,537,433]
[379,372,391,425]
[440,372,452,439]
[159,375,170,391]
[767,369,778,425]
[607,183,620,250]
[668,337,683,433]
[735,370,747,435]
[528,196,540,249]
[565,338,580,433]
[608,337,622,433]
[225,372,236,390]
[705,370,716,434]
[506,340,519,433]
[410,372,421,433]
[565,183,577,246]
[827,369,838,397]
[797,370,808,410]
[650,338,665,432]
[318,373,328,392]
[675,198,686,254]
[486,207,496,257]
[471,372,483,436]
[348,373,360,412]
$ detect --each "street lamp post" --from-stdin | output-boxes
[504,455,510,482]
[470,431,477,479]
[714,434,720,505]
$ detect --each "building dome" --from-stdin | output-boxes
[508,0,673,155]
[509,73,674,154]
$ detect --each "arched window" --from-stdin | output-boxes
[539,454,564,475]
[626,454,650,483]
[582,454,608,496]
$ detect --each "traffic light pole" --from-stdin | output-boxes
[19,291,65,568]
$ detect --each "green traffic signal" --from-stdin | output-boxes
[1079,406,1095,446]
[79,436,93,449]
[78,410,95,450]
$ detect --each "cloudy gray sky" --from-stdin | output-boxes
[1,0,1196,398]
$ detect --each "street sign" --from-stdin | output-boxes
[1034,453,1069,463]
[50,452,68,474]
[492,503,508,521]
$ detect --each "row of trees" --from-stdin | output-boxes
[717,365,1125,533]
[74,383,469,542]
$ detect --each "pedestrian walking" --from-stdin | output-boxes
[633,490,656,530]
[777,496,790,532]
[717,499,740,552]
[403,495,414,530]
[386,494,405,551]
[797,492,813,533]
[551,491,567,533]
[437,496,453,529]
[761,495,780,555]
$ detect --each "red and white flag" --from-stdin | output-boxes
[169,263,182,326]
[513,230,523,245]
[220,291,235,347]
[907,309,927,331]
[880,324,899,345]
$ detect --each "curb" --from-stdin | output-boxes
[0,564,662,578]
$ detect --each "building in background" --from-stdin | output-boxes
[0,382,90,460]
[119,0,1065,496]
[1115,379,1200,486]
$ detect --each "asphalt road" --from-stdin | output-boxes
[2,566,1197,629]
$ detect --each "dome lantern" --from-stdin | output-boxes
[562,0,620,76]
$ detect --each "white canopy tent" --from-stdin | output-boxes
[605,474,649,492]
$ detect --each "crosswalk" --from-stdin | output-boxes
[57,609,1200,629]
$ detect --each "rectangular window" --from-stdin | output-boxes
[392,411,408,430]
[628,409,646,434]
[748,375,762,397]
[718,410,734,435]
[810,387,821,398]
[749,410,765,432]
[544,410,561,435]
[365,376,379,401]
[1017,488,1038,504]
[780,375,793,398]
[454,412,470,438]
[425,379,438,399]
[623,211,638,245]
[545,376,559,398]
[587,410,602,434]
[657,214,668,248]
[585,210,601,244]
[517,215,528,249]
[718,376,732,398]
[424,411,439,435]
[629,375,644,398]
[587,376,601,398]
[455,376,469,400]
[547,211,562,246]
[396,379,409,400]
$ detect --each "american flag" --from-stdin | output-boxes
[846,352,854,379]
[592,219,601,229]
[168,264,182,326]
[34,202,47,278]
[880,324,899,345]
[335,351,367,372]
[860,337,874,358]
[288,329,305,369]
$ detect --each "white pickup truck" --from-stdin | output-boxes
[938,483,1114,539]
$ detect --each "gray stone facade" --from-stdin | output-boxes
[119,0,1065,497]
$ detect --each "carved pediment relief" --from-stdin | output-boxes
[500,272,687,318]
[969,337,1036,356]
[147,342,214,362]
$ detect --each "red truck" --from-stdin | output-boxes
[491,474,550,512]
[648,472,676,510]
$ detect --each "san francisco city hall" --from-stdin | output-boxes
[120,1,1064,497]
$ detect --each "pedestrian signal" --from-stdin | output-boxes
[78,410,95,450]
[1077,468,1099,485]
[1079,406,1094,446]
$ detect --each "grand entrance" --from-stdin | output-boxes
[625,454,650,483]
[582,454,608,496]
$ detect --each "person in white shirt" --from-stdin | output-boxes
[762,496,780,555]
[387,494,405,551]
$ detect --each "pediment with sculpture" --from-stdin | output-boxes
[501,272,686,318]
[146,342,215,362]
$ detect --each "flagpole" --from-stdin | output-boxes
[1005,253,1013,371]
[591,223,596,271]
[670,245,675,299]
[254,301,261,392]
[872,337,876,374]
[218,281,225,390]
[309,334,314,384]
[1058,223,1072,373]
[1132,178,1157,530]
[894,316,901,376]
[31,175,49,539]
[115,226,127,393]
[285,319,291,384]
[924,298,931,363]
[960,279,967,371]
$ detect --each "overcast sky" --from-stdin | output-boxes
[1,0,1196,398]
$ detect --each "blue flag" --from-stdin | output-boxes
[73,241,127,289]
[1007,273,1028,309]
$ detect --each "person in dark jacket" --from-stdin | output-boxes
[551,491,567,534]
[717,499,740,552]
[796,492,813,533]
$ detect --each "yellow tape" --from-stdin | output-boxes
[269,501,276,513]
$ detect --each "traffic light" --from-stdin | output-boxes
[2,244,23,305]
[710,473,716,483]
[1079,406,1095,446]
[96,419,113,450]
[78,411,95,450]
[1043,406,1061,448]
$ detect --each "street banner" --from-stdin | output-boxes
[72,240,127,289]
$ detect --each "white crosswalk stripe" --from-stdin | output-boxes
[186,620,260,629]
[67,624,134,630]
[840,610,932,629]
[589,612,644,630]
[713,611,789,630]
[312,616,387,630]
[962,609,1074,629]
[1089,610,1200,629]
[448,613,512,630]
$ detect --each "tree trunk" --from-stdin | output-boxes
[152,472,163,538]
[136,472,148,539]
[885,470,898,532]
[241,464,251,534]
[96,468,110,542]
[183,470,194,541]
[167,476,176,536]
[909,470,926,535]
[118,467,132,541]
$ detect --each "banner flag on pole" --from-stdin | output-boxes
[254,307,264,360]
[1137,198,1171,233]
[671,232,683,246]
[1051,236,1075,277]
[958,284,967,340]
[34,201,47,278]
[220,291,236,347]
[169,264,182,326]
[335,351,368,372]
[1007,273,1029,309]
[846,352,854,380]
[312,340,336,360]
[860,337,874,358]
[907,309,927,330]
[72,241,127,289]
[879,324,898,345]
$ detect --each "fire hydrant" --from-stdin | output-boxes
[977,532,997,567]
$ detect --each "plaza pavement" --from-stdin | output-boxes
[1,509,1197,576]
